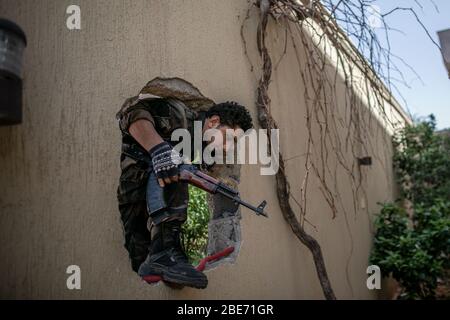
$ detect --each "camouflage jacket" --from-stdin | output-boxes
[116,97,205,204]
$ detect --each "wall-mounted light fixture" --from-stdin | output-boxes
[0,18,27,125]
[437,29,450,79]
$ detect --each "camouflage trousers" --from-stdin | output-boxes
[117,162,189,272]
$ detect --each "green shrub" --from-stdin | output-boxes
[182,185,210,265]
[370,201,450,299]
[370,116,450,299]
[392,115,450,206]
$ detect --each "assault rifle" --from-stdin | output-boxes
[147,164,268,221]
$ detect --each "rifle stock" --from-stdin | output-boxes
[179,169,218,194]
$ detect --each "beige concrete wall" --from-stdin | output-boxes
[0,0,405,299]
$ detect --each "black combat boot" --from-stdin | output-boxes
[138,220,208,289]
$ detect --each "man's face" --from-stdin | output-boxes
[203,115,241,153]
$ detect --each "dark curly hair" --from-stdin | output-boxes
[206,101,253,132]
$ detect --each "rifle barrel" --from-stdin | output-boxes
[217,189,268,218]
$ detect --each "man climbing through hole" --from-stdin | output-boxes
[116,78,253,289]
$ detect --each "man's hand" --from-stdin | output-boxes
[149,142,182,187]
[128,118,181,187]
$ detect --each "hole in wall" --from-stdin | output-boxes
[181,133,243,268]
[182,163,242,269]
[203,163,242,270]
[136,77,243,269]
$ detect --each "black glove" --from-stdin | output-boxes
[149,142,182,180]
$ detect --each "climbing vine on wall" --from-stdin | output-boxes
[243,0,439,299]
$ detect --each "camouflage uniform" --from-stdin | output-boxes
[116,97,201,272]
